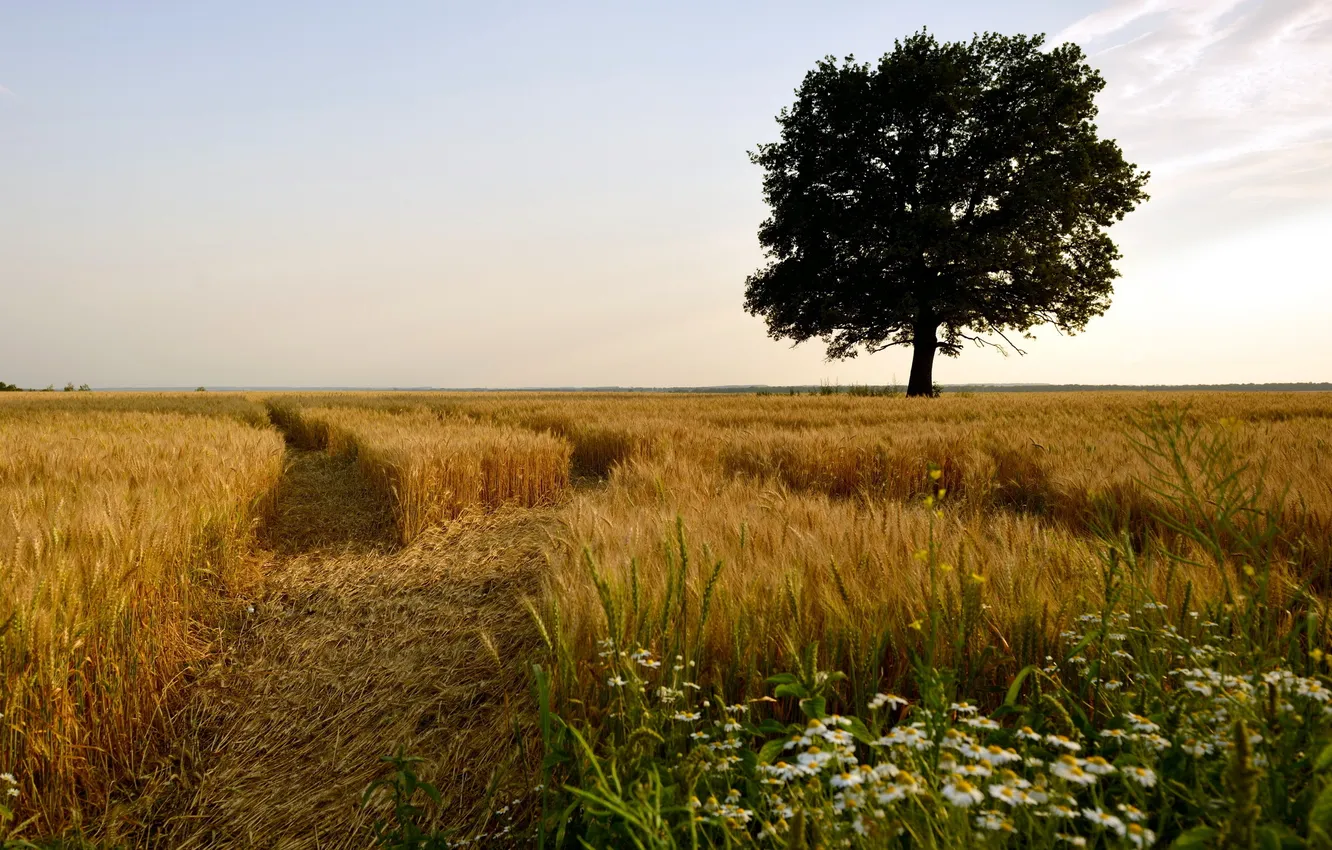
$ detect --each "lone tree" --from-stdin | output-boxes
[745,31,1149,396]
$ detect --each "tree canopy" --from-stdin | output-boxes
[744,31,1150,396]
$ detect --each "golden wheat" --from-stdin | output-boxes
[291,406,572,543]
[0,406,284,833]
[0,390,270,426]
[8,389,1326,835]
[259,395,1332,686]
[276,391,1331,517]
[461,392,1331,711]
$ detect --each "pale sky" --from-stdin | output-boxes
[2,0,1329,388]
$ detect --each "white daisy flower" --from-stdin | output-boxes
[1052,756,1097,786]
[1117,804,1146,822]
[868,692,909,711]
[976,745,1022,765]
[1298,679,1332,702]
[963,717,1001,731]
[941,728,977,751]
[941,779,984,807]
[974,810,1012,831]
[759,761,803,783]
[822,729,855,747]
[1124,766,1157,787]
[1126,823,1157,847]
[1083,756,1116,776]
[872,762,900,780]
[830,771,863,789]
[1125,713,1160,734]
[796,747,833,771]
[876,782,912,804]
[1083,807,1127,836]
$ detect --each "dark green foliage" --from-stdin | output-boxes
[1221,719,1260,849]
[0,382,19,392]
[362,752,450,850]
[745,31,1150,396]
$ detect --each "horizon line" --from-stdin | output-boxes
[61,381,1332,393]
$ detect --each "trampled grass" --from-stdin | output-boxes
[0,405,284,833]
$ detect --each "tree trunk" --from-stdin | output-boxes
[906,322,937,398]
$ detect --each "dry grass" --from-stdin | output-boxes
[123,450,551,849]
[0,406,284,834]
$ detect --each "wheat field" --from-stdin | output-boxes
[257,391,1332,718]
[2,390,1330,840]
[275,404,572,542]
[0,396,284,833]
[250,391,1332,743]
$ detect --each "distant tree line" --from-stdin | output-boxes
[0,381,93,392]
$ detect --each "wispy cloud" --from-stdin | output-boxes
[0,84,13,98]
[1056,0,1332,202]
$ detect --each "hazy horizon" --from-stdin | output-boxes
[63,381,1332,392]
[3,0,1329,388]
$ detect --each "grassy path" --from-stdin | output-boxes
[129,447,549,847]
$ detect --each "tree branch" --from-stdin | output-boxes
[992,327,1029,356]
[955,328,1028,356]
[864,338,910,355]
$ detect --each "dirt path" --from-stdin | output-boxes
[129,447,551,847]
